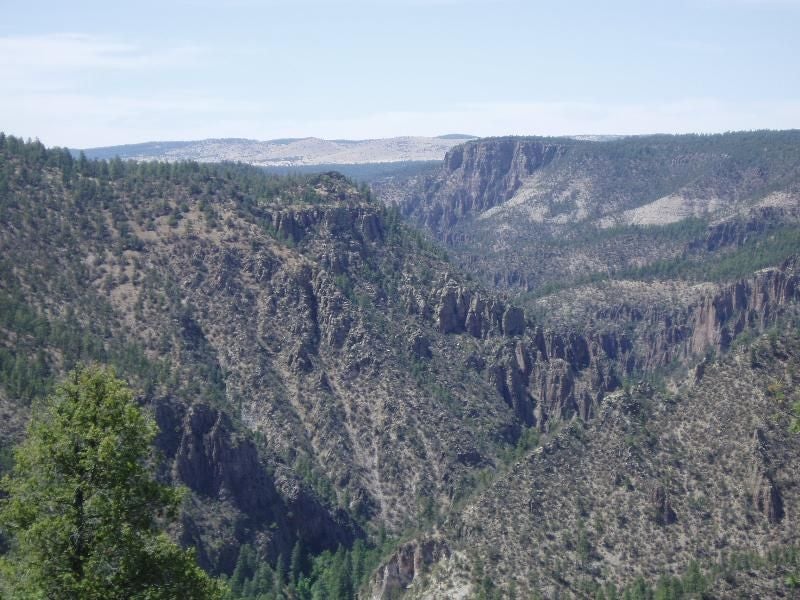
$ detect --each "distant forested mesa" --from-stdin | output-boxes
[76,136,441,185]
[77,134,470,174]
[394,129,800,294]
[1,131,800,599]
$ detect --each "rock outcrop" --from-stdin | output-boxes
[165,403,358,572]
[458,258,798,431]
[404,138,568,234]
[650,484,677,526]
[695,206,798,252]
[435,282,523,337]
[614,258,800,376]
[370,537,451,599]
[749,428,784,524]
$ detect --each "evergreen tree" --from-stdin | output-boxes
[0,365,223,599]
[231,544,258,596]
[274,552,286,596]
[290,538,304,582]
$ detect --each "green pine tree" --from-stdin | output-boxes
[0,365,224,599]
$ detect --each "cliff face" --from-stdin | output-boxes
[693,206,796,252]
[687,259,799,353]
[157,402,357,572]
[369,537,451,598]
[521,259,797,431]
[406,139,567,234]
[407,331,800,598]
[616,258,800,375]
[408,255,800,438]
[392,132,800,292]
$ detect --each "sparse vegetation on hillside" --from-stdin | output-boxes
[409,329,800,598]
[397,131,800,296]
[522,222,800,300]
[0,134,537,588]
[2,132,800,598]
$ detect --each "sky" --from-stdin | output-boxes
[1,0,799,147]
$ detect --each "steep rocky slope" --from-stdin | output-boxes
[0,135,637,576]
[393,132,800,292]
[532,258,800,376]
[3,133,800,597]
[378,329,800,598]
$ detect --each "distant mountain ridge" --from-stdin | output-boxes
[80,135,477,166]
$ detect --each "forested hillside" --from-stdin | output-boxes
[1,133,799,598]
[406,328,800,598]
[0,134,600,595]
[393,131,800,294]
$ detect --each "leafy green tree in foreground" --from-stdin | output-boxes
[0,365,223,599]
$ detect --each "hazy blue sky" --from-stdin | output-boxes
[2,0,799,147]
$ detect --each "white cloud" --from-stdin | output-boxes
[0,35,796,145]
[0,33,212,146]
[0,33,201,73]
[0,90,268,147]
